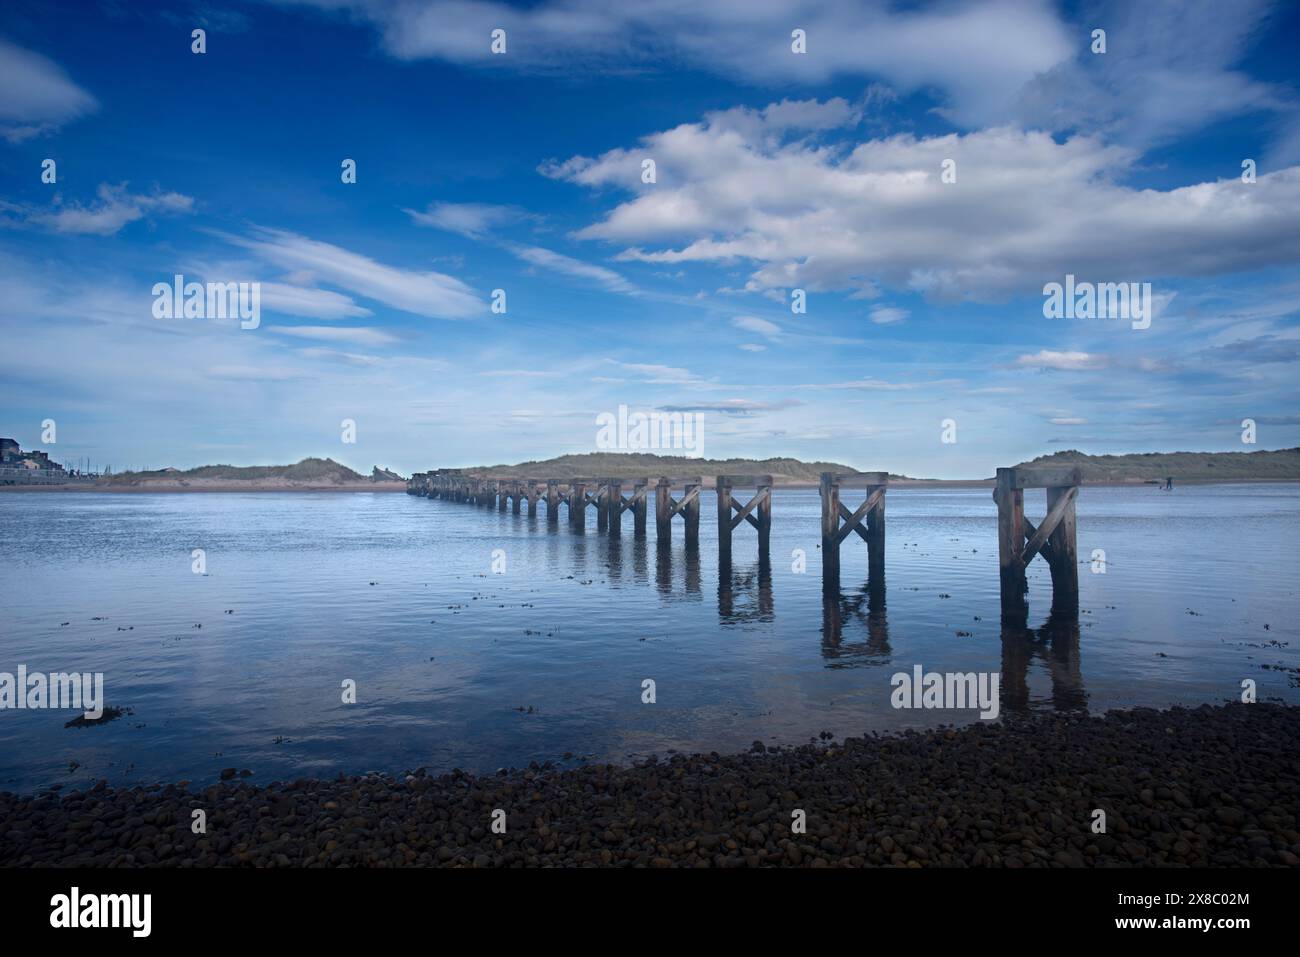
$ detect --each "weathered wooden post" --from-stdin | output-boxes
[569,481,586,532]
[546,480,560,524]
[608,479,622,537]
[819,472,888,592]
[632,480,648,538]
[867,480,885,585]
[683,478,701,550]
[655,478,671,542]
[820,472,840,588]
[717,474,773,565]
[716,475,734,566]
[1046,484,1078,612]
[511,481,522,515]
[596,481,609,532]
[994,466,1080,616]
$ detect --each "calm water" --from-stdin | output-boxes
[1,485,1297,792]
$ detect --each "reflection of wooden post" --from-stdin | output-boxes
[633,481,648,538]
[820,473,840,589]
[716,475,733,565]
[655,479,671,542]
[608,479,622,537]
[683,479,700,550]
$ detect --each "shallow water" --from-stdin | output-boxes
[1,484,1296,792]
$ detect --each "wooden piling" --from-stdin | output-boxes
[653,476,702,548]
[716,474,773,565]
[607,479,622,537]
[819,472,888,592]
[683,479,701,550]
[546,480,560,524]
[632,481,648,538]
[596,481,609,532]
[656,479,671,541]
[716,475,733,565]
[569,481,586,532]
[994,466,1080,616]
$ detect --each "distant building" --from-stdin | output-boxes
[0,437,66,473]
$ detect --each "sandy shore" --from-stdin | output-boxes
[2,702,1296,868]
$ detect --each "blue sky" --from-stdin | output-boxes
[1,0,1298,479]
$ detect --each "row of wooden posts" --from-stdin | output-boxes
[406,465,1082,615]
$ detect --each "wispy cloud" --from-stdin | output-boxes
[226,227,482,319]
[403,201,528,237]
[1015,350,1107,370]
[0,38,98,141]
[268,325,398,347]
[508,243,637,294]
[2,183,192,235]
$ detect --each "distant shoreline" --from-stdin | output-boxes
[0,481,409,493]
[4,478,1299,493]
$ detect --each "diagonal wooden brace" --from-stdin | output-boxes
[1020,486,1076,566]
[834,487,883,546]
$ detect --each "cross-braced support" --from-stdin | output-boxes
[820,471,887,592]
[994,466,1080,616]
[600,479,650,538]
[716,474,773,564]
[654,476,702,549]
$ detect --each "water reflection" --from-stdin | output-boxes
[999,610,1087,713]
[820,575,890,664]
[716,556,774,624]
[653,541,702,597]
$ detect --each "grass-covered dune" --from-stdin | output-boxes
[1019,448,1300,483]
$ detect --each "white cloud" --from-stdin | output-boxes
[546,110,1300,301]
[2,183,193,235]
[268,325,398,346]
[869,306,908,324]
[259,282,372,320]
[227,227,482,319]
[291,0,1074,128]
[1015,350,1106,370]
[508,243,636,294]
[0,39,97,141]
[731,315,781,337]
[1014,0,1289,150]
[404,201,525,237]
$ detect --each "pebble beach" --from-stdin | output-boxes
[3,702,1297,868]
